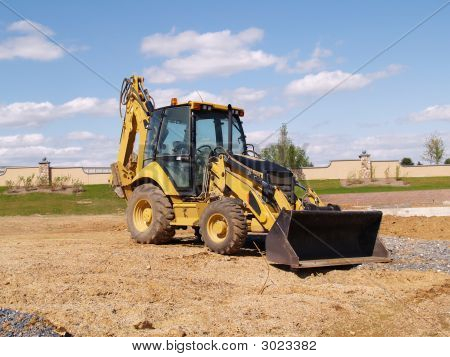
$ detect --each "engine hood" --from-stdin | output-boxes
[233,155,292,174]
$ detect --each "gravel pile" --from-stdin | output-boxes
[0,309,62,337]
[359,236,450,273]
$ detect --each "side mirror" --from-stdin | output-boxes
[246,143,255,151]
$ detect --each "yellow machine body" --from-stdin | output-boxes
[112,76,391,268]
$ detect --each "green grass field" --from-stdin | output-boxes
[0,176,449,216]
[0,185,126,216]
[298,176,450,195]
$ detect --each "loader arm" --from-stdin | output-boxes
[207,153,391,268]
[207,153,294,230]
[207,152,328,230]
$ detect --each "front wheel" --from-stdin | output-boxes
[126,184,175,244]
[199,199,247,254]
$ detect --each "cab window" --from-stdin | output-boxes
[155,106,191,190]
[157,106,190,156]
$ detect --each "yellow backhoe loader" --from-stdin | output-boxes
[111,75,391,268]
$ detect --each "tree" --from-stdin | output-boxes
[400,157,414,166]
[261,124,312,168]
[422,133,445,164]
[445,158,450,165]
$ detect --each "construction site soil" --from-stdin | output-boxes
[0,214,448,337]
[321,189,450,208]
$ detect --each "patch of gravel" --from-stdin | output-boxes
[358,236,450,273]
[0,309,62,337]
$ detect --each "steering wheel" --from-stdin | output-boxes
[245,149,261,158]
[196,144,213,154]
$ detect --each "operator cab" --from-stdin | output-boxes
[143,101,247,196]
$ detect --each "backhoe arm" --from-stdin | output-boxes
[111,76,154,199]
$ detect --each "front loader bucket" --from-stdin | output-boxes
[266,210,391,268]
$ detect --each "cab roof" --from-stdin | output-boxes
[177,101,244,116]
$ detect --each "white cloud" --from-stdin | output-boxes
[295,131,450,165]
[0,133,118,167]
[244,129,450,166]
[150,84,266,106]
[408,104,450,122]
[0,97,116,127]
[228,87,267,103]
[286,70,370,96]
[141,28,264,57]
[51,136,118,166]
[244,105,286,123]
[245,130,277,150]
[0,145,82,164]
[285,64,403,96]
[180,90,226,104]
[57,97,116,116]
[150,86,278,122]
[67,131,105,140]
[176,87,267,106]
[0,20,64,61]
[312,46,333,59]
[7,20,54,34]
[150,88,184,107]
[292,44,333,73]
[144,68,177,84]
[54,159,111,167]
[0,133,45,146]
[142,28,283,83]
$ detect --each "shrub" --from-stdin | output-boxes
[24,174,36,191]
[346,171,356,185]
[395,165,401,181]
[72,179,85,193]
[16,176,25,189]
[422,133,445,164]
[370,166,376,182]
[51,176,63,191]
[59,175,71,189]
[400,157,414,166]
[5,180,16,193]
[445,158,450,164]
[346,171,363,185]
[36,175,49,187]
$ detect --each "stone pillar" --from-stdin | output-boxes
[358,151,371,180]
[38,158,51,186]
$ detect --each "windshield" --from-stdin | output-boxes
[195,110,246,154]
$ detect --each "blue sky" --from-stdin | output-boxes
[0,0,449,166]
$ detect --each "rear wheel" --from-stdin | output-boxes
[199,199,247,254]
[126,184,175,244]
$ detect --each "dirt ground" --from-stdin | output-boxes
[0,214,448,337]
[321,189,450,208]
[381,216,450,241]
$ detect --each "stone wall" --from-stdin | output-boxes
[0,165,111,186]
[294,159,450,181]
[1,157,449,186]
